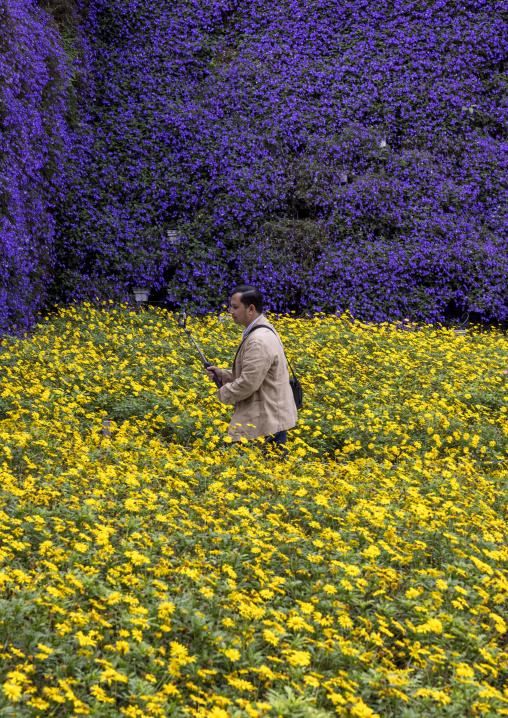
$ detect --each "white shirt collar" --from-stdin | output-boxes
[242,314,262,339]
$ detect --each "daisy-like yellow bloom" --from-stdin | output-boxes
[3,683,22,702]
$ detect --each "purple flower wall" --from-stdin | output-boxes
[3,0,508,329]
[0,0,73,333]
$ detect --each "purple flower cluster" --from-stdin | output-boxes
[3,0,508,329]
[0,0,73,332]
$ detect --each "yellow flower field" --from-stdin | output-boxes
[1,303,508,717]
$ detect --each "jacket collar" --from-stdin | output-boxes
[242,314,263,339]
[233,315,273,365]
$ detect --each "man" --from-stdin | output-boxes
[205,285,297,458]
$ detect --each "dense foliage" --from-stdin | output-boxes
[55,0,508,322]
[0,0,75,332]
[2,0,508,329]
[1,307,508,716]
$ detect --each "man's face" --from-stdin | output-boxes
[229,293,255,328]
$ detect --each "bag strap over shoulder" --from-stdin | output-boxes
[247,325,299,382]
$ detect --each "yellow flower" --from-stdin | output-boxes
[287,615,307,630]
[35,642,54,660]
[314,494,329,507]
[416,618,443,633]
[263,629,279,647]
[76,631,98,647]
[170,642,195,665]
[3,683,22,702]
[207,708,230,718]
[73,542,89,553]
[350,699,378,717]
[415,688,451,705]
[298,601,314,614]
[226,676,255,691]
[304,675,320,688]
[338,614,353,629]
[362,545,381,559]
[222,648,241,661]
[491,614,507,634]
[455,663,475,679]
[91,684,115,703]
[284,649,311,667]
[323,584,337,594]
[99,667,128,685]
[158,601,176,618]
[27,697,51,710]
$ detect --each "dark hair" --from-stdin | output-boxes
[231,285,263,313]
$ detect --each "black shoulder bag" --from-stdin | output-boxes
[249,325,303,410]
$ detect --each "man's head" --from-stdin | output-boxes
[230,285,263,328]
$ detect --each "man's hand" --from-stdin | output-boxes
[205,366,224,382]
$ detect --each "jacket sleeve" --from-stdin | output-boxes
[218,339,273,405]
[220,369,234,384]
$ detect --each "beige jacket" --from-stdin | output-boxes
[218,315,298,441]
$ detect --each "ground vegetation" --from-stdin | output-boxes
[0,307,507,716]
